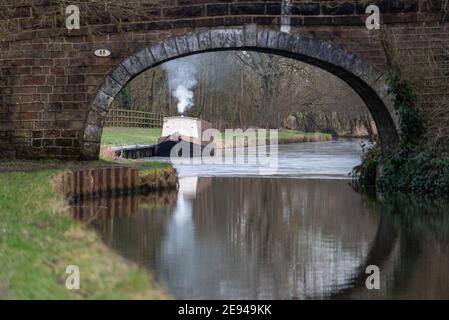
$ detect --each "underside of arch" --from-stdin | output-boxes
[81,25,399,160]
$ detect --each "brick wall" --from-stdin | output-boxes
[0,0,447,159]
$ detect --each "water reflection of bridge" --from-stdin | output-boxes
[73,177,449,299]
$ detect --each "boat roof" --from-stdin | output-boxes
[164,116,199,121]
[163,116,212,127]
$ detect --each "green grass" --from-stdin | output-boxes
[277,129,332,140]
[101,127,162,146]
[216,129,332,147]
[0,163,171,299]
[0,158,172,173]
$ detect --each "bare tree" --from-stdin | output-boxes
[113,51,374,135]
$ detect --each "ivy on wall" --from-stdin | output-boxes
[356,71,449,195]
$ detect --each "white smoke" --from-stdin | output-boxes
[162,57,198,114]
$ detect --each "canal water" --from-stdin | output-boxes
[145,138,363,178]
[77,139,449,299]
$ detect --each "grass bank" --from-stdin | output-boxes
[276,130,331,144]
[102,127,162,146]
[101,127,332,148]
[215,129,332,148]
[0,160,174,299]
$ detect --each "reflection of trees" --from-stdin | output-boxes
[330,213,398,299]
[190,178,380,299]
[381,194,449,299]
[332,193,449,299]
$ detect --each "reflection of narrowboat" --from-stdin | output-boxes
[113,116,214,159]
[178,176,212,199]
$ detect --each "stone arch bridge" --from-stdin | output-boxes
[0,1,447,160]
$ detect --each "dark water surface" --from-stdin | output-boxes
[75,140,449,299]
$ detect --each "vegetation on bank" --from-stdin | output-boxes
[0,160,174,299]
[215,129,332,148]
[355,72,449,195]
[354,26,449,196]
[275,130,332,143]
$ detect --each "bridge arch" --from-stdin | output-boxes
[81,26,399,160]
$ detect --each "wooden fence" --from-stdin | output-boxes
[105,109,164,128]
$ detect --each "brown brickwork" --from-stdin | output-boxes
[0,1,447,159]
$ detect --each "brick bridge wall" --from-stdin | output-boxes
[0,1,447,159]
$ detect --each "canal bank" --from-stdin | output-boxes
[100,127,332,160]
[0,160,177,299]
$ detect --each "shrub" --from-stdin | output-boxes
[357,72,449,196]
